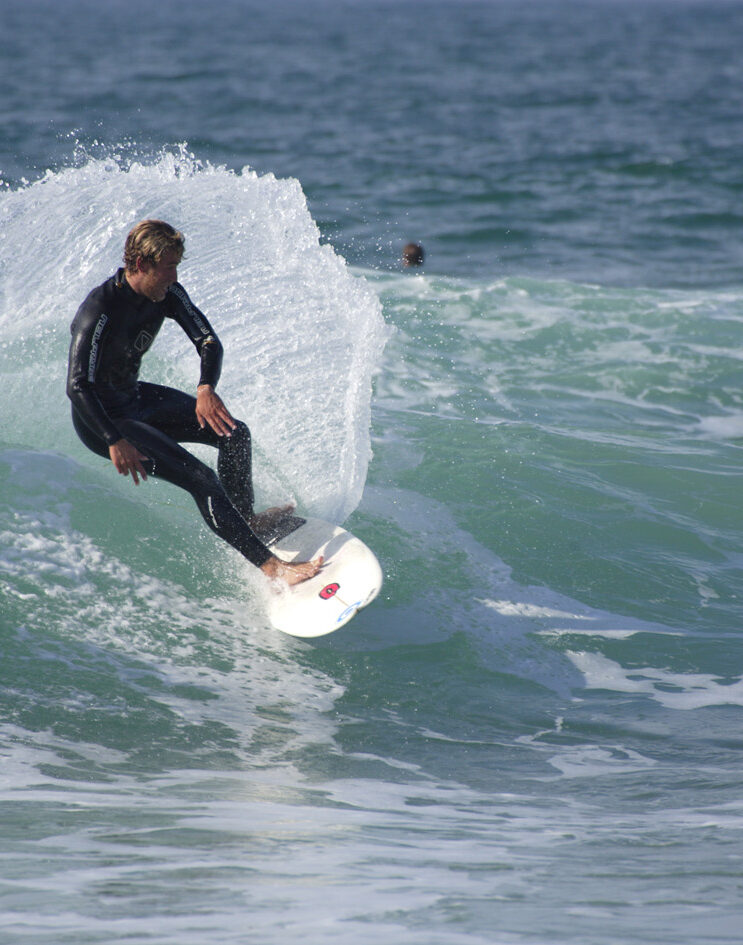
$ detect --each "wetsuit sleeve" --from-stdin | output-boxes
[66,303,123,446]
[167,283,224,388]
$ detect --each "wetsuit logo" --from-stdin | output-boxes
[134,330,154,353]
[87,313,108,381]
[319,583,340,600]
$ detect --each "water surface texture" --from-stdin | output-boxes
[1,2,742,943]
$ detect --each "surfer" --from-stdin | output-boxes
[67,219,323,586]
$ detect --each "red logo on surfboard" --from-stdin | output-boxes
[319,583,340,600]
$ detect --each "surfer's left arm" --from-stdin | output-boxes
[167,282,236,436]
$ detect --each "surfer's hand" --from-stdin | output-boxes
[109,439,149,485]
[261,555,325,586]
[196,385,236,438]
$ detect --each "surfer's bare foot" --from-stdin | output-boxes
[246,503,295,532]
[261,555,324,586]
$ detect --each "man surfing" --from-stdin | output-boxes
[67,219,322,585]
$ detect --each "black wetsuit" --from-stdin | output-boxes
[67,269,271,567]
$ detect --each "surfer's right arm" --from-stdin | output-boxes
[67,292,123,444]
[67,290,148,483]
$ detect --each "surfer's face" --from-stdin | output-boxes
[138,250,180,302]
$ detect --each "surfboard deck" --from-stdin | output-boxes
[263,516,383,638]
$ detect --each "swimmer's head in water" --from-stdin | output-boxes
[402,242,425,267]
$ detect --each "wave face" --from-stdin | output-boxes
[368,269,743,639]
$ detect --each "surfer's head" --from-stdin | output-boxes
[124,219,185,274]
[124,220,185,302]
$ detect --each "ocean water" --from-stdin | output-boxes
[2,1,743,943]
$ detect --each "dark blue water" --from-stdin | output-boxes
[4,0,743,285]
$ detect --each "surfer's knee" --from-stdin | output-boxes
[230,419,251,447]
[190,462,221,495]
[220,419,252,473]
[218,418,251,457]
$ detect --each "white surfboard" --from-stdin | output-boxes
[264,516,383,638]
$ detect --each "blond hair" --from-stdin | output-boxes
[124,219,185,272]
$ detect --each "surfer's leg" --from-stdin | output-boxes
[73,407,270,567]
[119,419,271,566]
[136,383,257,515]
[136,384,295,532]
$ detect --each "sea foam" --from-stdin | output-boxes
[0,146,389,522]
